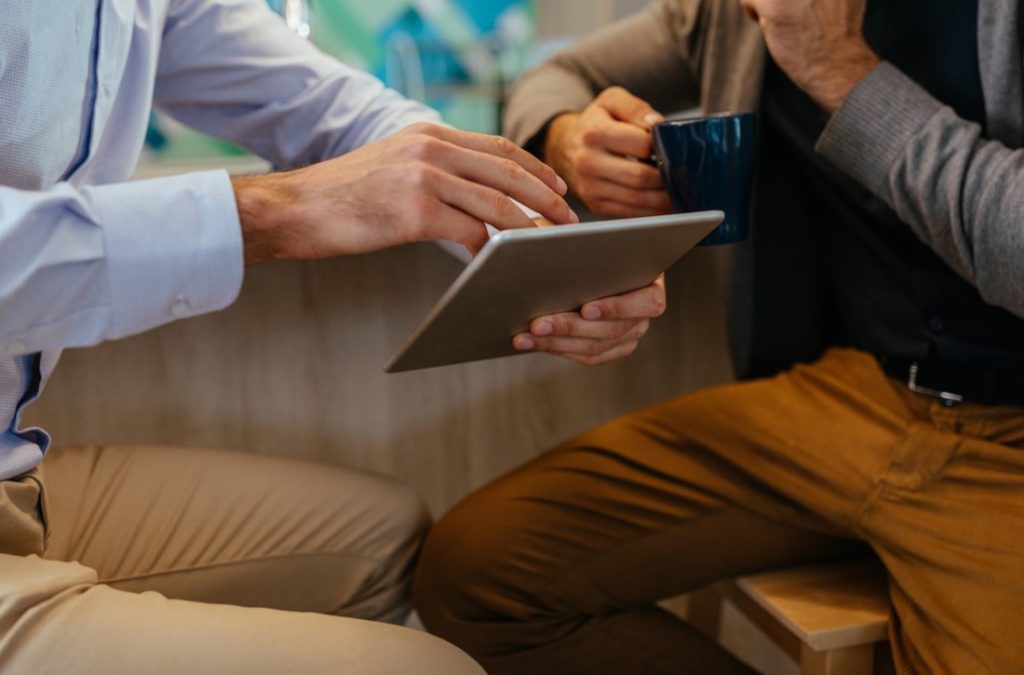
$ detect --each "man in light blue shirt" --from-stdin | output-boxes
[0,0,667,671]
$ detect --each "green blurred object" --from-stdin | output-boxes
[142,0,536,164]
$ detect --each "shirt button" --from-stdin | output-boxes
[170,296,191,318]
[928,317,945,333]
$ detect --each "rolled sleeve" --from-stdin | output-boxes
[89,169,244,340]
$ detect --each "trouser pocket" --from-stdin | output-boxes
[0,469,48,556]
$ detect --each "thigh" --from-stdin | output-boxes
[416,351,892,656]
[0,554,482,675]
[40,445,429,622]
[863,416,1024,675]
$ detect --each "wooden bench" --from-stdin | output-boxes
[684,560,892,675]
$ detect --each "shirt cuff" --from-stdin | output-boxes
[86,170,244,339]
[814,62,945,196]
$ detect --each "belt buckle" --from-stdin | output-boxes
[907,363,965,407]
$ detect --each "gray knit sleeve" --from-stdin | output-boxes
[816,62,1024,318]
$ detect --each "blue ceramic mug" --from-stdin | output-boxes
[652,112,757,246]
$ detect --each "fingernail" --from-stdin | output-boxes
[533,321,554,336]
[643,112,665,127]
[568,209,580,224]
[556,175,568,195]
[515,336,535,351]
[582,305,602,320]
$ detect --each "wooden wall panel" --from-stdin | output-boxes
[23,243,733,515]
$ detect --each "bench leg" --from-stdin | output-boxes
[800,644,874,675]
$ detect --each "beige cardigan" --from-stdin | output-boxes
[506,0,765,148]
[505,0,1024,373]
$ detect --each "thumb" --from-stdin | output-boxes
[597,87,665,129]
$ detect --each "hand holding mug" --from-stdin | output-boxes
[544,87,674,219]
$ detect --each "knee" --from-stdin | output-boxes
[378,479,433,559]
[395,628,487,675]
[414,487,548,655]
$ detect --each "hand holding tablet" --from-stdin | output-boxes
[385,211,723,373]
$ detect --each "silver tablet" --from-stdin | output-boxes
[385,211,724,373]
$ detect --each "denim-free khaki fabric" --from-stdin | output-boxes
[0,445,483,674]
[416,349,1024,674]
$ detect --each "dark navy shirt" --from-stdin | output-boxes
[746,0,1024,378]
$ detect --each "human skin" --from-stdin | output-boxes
[534,0,880,362]
[739,0,880,112]
[233,122,666,366]
[545,0,880,218]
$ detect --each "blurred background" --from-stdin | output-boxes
[32,0,735,521]
[141,0,656,172]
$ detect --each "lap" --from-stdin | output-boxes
[420,347,1024,673]
[39,444,429,621]
[0,554,482,675]
[417,351,882,649]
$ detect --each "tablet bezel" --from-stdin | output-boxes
[385,211,724,373]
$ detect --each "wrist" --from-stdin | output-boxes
[813,43,881,113]
[544,113,580,165]
[231,173,298,266]
[542,113,582,198]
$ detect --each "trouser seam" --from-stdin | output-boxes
[854,425,913,537]
[100,548,388,585]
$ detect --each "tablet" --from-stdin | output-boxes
[385,211,724,373]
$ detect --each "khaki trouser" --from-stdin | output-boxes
[416,348,1024,675]
[0,445,483,674]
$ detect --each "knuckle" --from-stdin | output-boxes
[603,86,627,100]
[548,193,567,217]
[408,163,435,189]
[575,154,597,176]
[408,136,440,161]
[493,135,517,157]
[406,121,436,136]
[580,128,603,147]
[494,193,518,219]
[651,295,668,317]
[500,158,522,182]
[627,166,649,186]
[550,316,570,336]
[630,190,651,208]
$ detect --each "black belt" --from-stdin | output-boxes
[879,356,1024,408]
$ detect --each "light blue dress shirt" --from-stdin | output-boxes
[0,0,440,480]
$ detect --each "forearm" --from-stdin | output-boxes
[817,63,1024,316]
[505,0,700,151]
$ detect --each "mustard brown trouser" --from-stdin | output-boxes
[0,445,484,674]
[415,348,1024,674]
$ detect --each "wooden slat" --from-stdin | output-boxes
[734,561,890,652]
[24,243,733,516]
[800,644,875,675]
